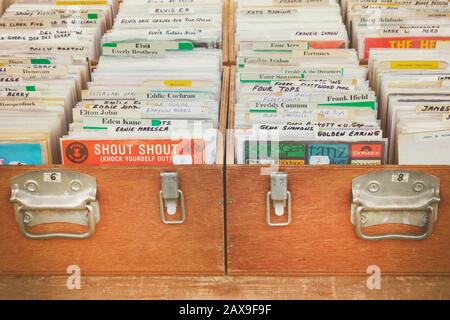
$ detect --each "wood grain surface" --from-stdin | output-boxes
[226,66,236,164]
[227,0,236,65]
[222,0,230,65]
[227,165,450,275]
[0,166,224,275]
[217,66,230,165]
[0,275,448,300]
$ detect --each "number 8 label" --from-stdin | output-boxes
[391,173,409,183]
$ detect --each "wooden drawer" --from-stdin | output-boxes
[226,66,450,275]
[0,68,230,277]
[226,165,450,275]
[0,165,225,275]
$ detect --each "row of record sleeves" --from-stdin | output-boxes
[0,0,449,166]
[232,0,450,165]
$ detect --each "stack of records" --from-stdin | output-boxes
[0,0,116,165]
[233,0,386,165]
[343,0,450,164]
[61,0,224,165]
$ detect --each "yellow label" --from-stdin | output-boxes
[163,80,192,87]
[351,160,382,165]
[56,0,108,5]
[390,61,440,69]
[0,58,30,66]
[279,160,305,165]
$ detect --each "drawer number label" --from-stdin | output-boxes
[392,173,409,183]
[44,172,61,183]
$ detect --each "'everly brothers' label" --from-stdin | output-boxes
[101,41,193,57]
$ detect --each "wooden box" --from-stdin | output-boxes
[226,66,450,275]
[0,68,229,276]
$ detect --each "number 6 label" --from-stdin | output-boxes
[44,172,62,183]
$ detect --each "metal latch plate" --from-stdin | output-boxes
[351,170,440,240]
[10,170,100,239]
[160,172,185,224]
[266,172,291,227]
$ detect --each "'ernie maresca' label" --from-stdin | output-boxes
[61,139,205,165]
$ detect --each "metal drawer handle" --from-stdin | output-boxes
[159,172,186,225]
[266,172,292,227]
[351,170,440,241]
[16,204,98,240]
[10,170,100,240]
[354,206,436,241]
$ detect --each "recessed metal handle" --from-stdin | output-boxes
[10,170,100,240]
[159,172,186,224]
[351,170,440,241]
[354,206,436,241]
[16,204,98,240]
[266,172,292,227]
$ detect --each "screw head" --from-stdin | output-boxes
[368,182,380,193]
[71,181,82,191]
[414,182,425,192]
[361,214,367,225]
[25,180,38,192]
[23,213,32,224]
